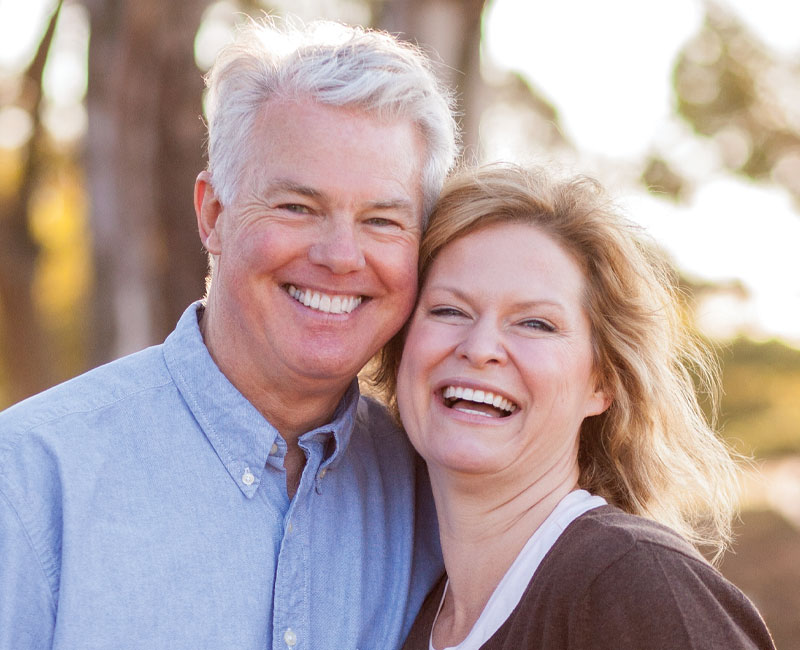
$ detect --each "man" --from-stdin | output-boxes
[0,19,458,649]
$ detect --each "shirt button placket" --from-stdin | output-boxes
[283,627,297,647]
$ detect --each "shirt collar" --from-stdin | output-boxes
[298,379,359,473]
[162,302,360,498]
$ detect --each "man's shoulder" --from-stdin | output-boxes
[355,394,402,438]
[0,344,171,443]
[351,394,423,471]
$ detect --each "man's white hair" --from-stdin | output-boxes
[204,17,459,222]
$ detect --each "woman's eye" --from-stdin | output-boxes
[520,318,556,332]
[429,306,466,318]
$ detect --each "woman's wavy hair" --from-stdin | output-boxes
[372,163,740,561]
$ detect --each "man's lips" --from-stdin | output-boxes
[285,284,364,314]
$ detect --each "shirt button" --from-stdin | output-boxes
[283,628,297,647]
[242,468,255,486]
[270,443,278,455]
[318,468,327,480]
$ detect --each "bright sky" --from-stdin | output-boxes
[1,0,799,345]
[0,0,54,69]
[485,0,800,346]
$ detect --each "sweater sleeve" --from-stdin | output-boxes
[576,540,775,650]
[0,489,56,650]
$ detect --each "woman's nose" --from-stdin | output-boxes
[455,318,508,367]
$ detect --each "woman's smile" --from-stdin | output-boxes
[439,383,518,418]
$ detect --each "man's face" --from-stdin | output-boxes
[200,98,425,396]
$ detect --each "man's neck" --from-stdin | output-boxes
[198,304,351,498]
[200,304,351,428]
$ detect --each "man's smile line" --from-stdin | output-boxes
[285,284,364,314]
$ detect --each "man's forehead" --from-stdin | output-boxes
[238,97,425,208]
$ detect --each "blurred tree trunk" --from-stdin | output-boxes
[84,0,209,364]
[0,1,62,404]
[376,0,489,159]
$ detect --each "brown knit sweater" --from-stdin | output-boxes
[402,506,775,650]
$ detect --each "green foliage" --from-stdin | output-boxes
[641,155,686,200]
[673,6,800,189]
[716,338,800,458]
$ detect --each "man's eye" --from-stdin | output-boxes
[365,217,401,228]
[280,204,312,214]
[520,318,555,332]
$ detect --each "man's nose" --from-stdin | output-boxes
[455,318,508,368]
[308,219,366,274]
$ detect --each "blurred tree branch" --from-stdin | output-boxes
[375,0,488,157]
[84,0,209,364]
[0,0,63,403]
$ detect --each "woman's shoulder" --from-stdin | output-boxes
[559,504,706,564]
[533,504,734,601]
[528,505,709,601]
[519,505,775,649]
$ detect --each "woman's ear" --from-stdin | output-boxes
[194,171,223,255]
[585,378,613,418]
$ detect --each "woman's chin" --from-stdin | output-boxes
[425,445,511,478]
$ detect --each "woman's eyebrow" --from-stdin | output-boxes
[425,284,565,310]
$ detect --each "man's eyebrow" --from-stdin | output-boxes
[266,180,411,210]
[368,198,415,211]
[267,179,415,212]
[267,179,324,198]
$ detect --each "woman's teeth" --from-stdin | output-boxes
[287,285,362,314]
[442,385,517,416]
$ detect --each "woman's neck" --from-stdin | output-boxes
[429,462,579,649]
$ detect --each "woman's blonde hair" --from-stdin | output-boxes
[372,163,740,561]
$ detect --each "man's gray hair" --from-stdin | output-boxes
[204,17,460,221]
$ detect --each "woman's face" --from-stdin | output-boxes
[396,222,610,478]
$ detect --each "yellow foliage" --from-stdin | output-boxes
[0,148,24,200]
[29,167,92,320]
[718,339,800,458]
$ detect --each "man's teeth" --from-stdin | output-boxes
[287,285,362,314]
[442,386,517,414]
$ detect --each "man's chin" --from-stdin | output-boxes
[289,351,373,385]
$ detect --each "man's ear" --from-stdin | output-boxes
[195,171,223,255]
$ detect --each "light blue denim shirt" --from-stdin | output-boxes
[0,303,442,650]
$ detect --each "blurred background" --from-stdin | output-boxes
[0,0,798,645]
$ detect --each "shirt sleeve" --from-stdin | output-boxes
[0,489,56,650]
[577,541,776,650]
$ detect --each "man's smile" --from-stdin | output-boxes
[285,284,364,314]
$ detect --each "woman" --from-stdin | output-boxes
[375,164,775,649]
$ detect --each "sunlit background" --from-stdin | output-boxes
[1,0,798,646]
